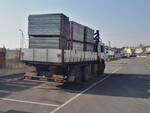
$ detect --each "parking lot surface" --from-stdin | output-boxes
[0,57,150,113]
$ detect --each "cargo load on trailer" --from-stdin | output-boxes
[21,13,106,84]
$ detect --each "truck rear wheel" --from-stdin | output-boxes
[36,66,53,77]
[67,65,82,83]
[81,66,90,81]
[99,60,105,75]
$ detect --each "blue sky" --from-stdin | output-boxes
[0,0,149,48]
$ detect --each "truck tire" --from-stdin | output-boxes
[97,59,105,75]
[75,67,82,83]
[82,66,90,81]
[68,65,82,83]
[100,60,105,75]
[70,65,83,83]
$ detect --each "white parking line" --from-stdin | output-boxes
[50,67,122,113]
[12,81,41,85]
[24,79,47,83]
[3,83,31,88]
[0,90,13,93]
[0,98,60,107]
[0,77,23,82]
[0,81,34,88]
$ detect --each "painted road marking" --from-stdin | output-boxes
[24,79,47,83]
[0,79,44,86]
[0,77,23,82]
[0,79,35,85]
[11,81,42,85]
[50,67,122,113]
[3,83,31,88]
[0,81,36,88]
[0,90,13,93]
[0,98,60,107]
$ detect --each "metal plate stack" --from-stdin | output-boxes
[28,13,70,49]
[84,27,94,43]
[84,27,95,51]
[70,21,84,42]
[29,36,67,49]
[69,21,85,51]
[86,43,94,51]
[68,41,84,51]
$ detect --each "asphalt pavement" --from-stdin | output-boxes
[0,57,150,113]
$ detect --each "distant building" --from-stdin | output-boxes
[143,46,150,55]
[105,46,115,60]
[134,47,143,55]
[123,47,132,57]
[115,48,123,58]
[105,47,123,60]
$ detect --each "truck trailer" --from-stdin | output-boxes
[21,13,106,84]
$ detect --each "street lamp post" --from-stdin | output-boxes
[19,29,24,60]
[19,29,24,49]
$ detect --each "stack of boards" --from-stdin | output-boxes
[28,13,95,51]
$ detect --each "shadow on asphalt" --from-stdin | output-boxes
[58,73,150,99]
[0,73,44,98]
[0,79,43,93]
[0,72,150,111]
[57,75,106,93]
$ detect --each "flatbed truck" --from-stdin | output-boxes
[21,13,106,84]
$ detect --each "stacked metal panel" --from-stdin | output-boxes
[28,13,95,51]
[28,14,70,37]
[68,41,84,51]
[84,27,95,51]
[70,21,84,42]
[86,43,94,51]
[28,14,69,49]
[84,27,94,43]
[68,21,85,51]
[29,36,67,49]
[72,42,84,51]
